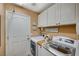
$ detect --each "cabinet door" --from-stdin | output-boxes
[76,4,79,35]
[48,4,60,26]
[55,4,61,25]
[60,3,76,25]
[48,4,56,26]
[37,45,53,56]
[38,10,48,27]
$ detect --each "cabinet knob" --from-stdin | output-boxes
[56,23,60,25]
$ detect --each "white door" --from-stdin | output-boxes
[6,11,31,56]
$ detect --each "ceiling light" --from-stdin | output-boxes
[31,3,37,6]
[16,3,24,6]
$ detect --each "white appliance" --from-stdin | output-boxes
[30,36,44,56]
[51,36,79,56]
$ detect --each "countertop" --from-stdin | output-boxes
[37,40,45,46]
[31,36,44,42]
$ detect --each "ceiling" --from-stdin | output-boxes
[16,3,53,13]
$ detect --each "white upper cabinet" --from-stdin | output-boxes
[38,3,76,27]
[38,10,48,27]
[48,4,60,26]
[76,4,79,35]
[60,3,76,25]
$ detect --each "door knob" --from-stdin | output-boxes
[26,35,29,37]
[27,37,30,40]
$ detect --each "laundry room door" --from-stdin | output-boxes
[6,11,31,56]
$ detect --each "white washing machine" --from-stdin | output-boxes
[30,36,44,56]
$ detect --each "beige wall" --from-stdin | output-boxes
[59,24,76,34]
[0,4,5,56]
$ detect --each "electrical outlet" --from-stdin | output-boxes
[77,35,79,40]
[78,35,79,40]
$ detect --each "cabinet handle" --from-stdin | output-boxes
[7,36,9,40]
[57,23,60,25]
[56,23,58,25]
[58,23,60,25]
